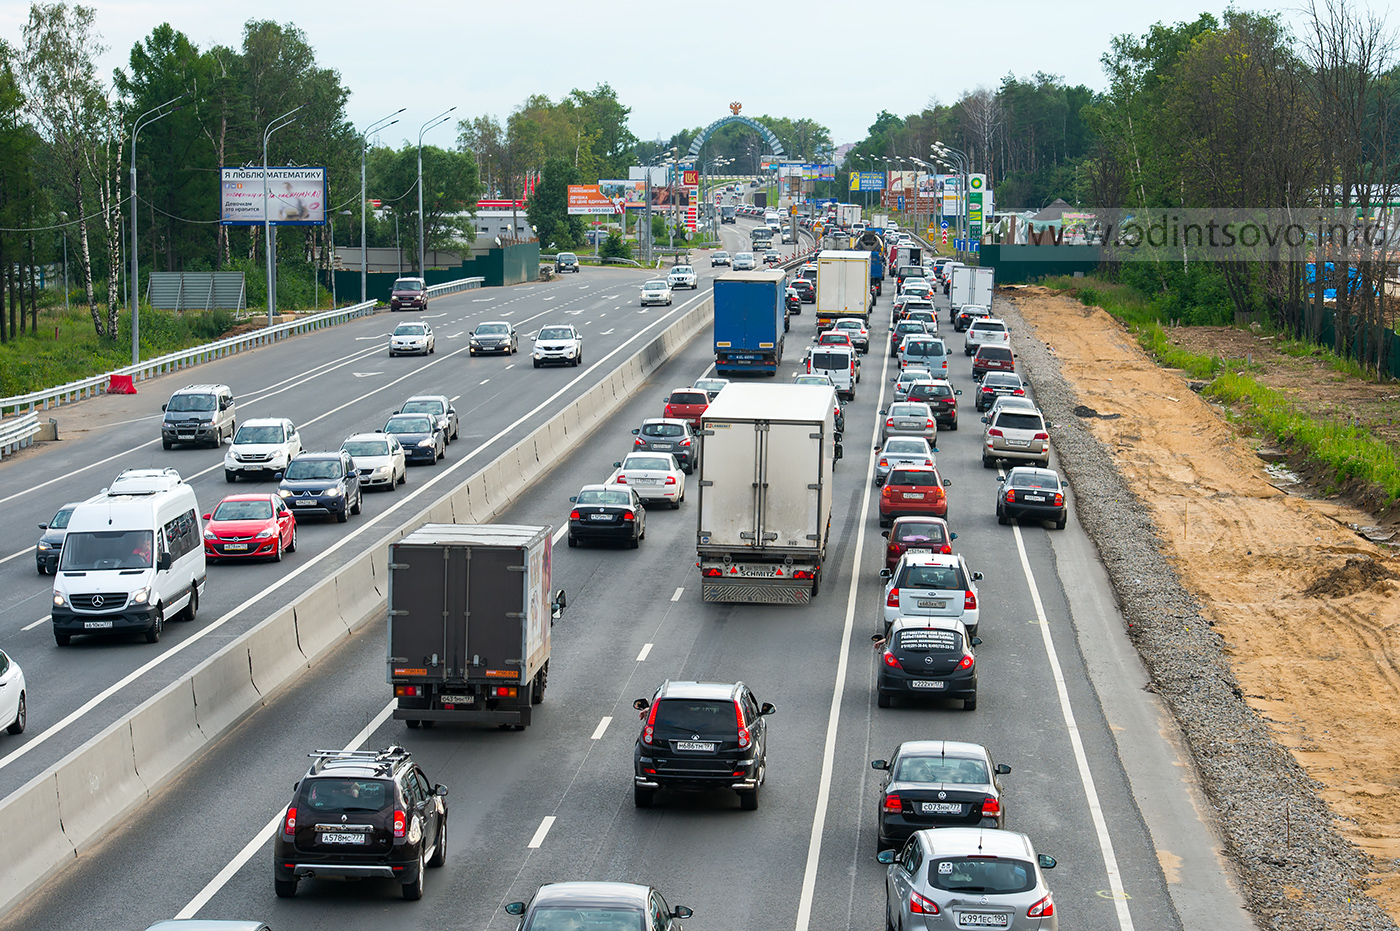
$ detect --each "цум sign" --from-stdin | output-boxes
[220,167,327,225]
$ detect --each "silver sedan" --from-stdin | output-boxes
[874,437,936,484]
[879,402,938,443]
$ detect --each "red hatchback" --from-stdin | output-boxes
[663,388,709,427]
[878,467,952,527]
[882,516,956,570]
[203,493,297,561]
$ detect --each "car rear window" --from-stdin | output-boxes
[984,373,1020,387]
[972,321,1007,332]
[914,384,953,399]
[300,778,392,813]
[996,413,1045,432]
[894,754,987,783]
[895,627,963,654]
[927,858,1035,894]
[885,439,928,454]
[897,562,965,589]
[642,423,684,437]
[576,489,631,506]
[904,340,944,357]
[624,457,671,471]
[811,351,851,370]
[893,520,947,544]
[670,392,707,405]
[653,699,734,733]
[1010,472,1060,490]
[978,347,1014,361]
[887,469,938,488]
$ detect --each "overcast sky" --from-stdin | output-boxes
[0,0,1386,149]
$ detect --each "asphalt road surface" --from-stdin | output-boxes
[0,273,1253,930]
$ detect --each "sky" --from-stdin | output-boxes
[0,0,1385,150]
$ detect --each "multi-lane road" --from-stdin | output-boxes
[0,222,1254,931]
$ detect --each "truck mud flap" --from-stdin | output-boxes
[393,707,532,726]
[701,579,813,605]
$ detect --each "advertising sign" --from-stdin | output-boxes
[967,174,987,239]
[567,185,620,215]
[220,167,326,225]
[599,180,647,210]
[682,169,699,187]
[848,171,885,192]
[760,156,778,170]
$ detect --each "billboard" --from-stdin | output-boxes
[599,179,647,209]
[849,171,885,192]
[682,169,699,186]
[220,167,326,225]
[567,185,620,215]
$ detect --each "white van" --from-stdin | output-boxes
[51,469,206,646]
[807,345,858,401]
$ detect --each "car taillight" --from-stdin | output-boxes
[680,438,691,446]
[394,685,423,697]
[283,806,297,836]
[665,476,676,485]
[634,437,644,446]
[941,544,952,554]
[703,567,722,577]
[882,486,894,498]
[879,458,889,468]
[958,654,975,670]
[393,810,407,839]
[910,891,940,915]
[1005,489,1016,503]
[615,475,627,483]
[964,590,977,610]
[980,387,993,395]
[1013,388,1025,395]
[925,419,935,429]
[623,510,635,520]
[1027,894,1054,918]
[989,428,1003,437]
[1054,492,1064,506]
[981,796,1001,817]
[886,587,900,607]
[1034,432,1050,441]
[570,510,581,520]
[883,793,903,813]
[886,417,895,427]
[735,700,750,749]
[642,700,659,745]
[882,651,900,668]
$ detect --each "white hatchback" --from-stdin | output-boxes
[607,453,686,508]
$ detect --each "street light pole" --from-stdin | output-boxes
[417,107,457,277]
[263,106,303,327]
[360,108,404,304]
[128,94,184,365]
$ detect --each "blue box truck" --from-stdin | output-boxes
[713,269,788,376]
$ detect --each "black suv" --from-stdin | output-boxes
[277,451,363,523]
[632,680,775,811]
[556,252,580,273]
[273,746,448,900]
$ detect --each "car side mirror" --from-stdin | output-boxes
[870,759,888,770]
[996,476,1006,484]
[1062,480,1070,489]
[877,850,896,865]
[942,479,952,487]
[949,532,958,540]
[995,763,1012,775]
[157,553,172,571]
[160,403,167,411]
[879,568,892,580]
[632,698,650,711]
[1038,854,1057,870]
[551,590,566,620]
[954,389,962,396]
[880,530,890,539]
[980,416,989,423]
[834,443,843,461]
[505,902,526,916]
[202,513,212,521]
[435,784,449,796]
[569,496,578,504]
[631,428,640,435]
[878,408,887,415]
[971,637,983,646]
[972,572,983,581]
[38,523,48,530]
[760,702,776,715]
[672,906,695,920]
[375,429,384,433]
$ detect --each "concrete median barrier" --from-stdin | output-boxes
[246,607,308,696]
[191,644,261,740]
[293,574,353,664]
[53,723,145,856]
[0,775,71,910]
[129,678,205,793]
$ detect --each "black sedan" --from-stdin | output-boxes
[468,321,517,355]
[277,451,363,523]
[790,278,815,303]
[506,882,692,930]
[874,616,979,709]
[996,466,1069,528]
[36,501,79,574]
[568,484,645,548]
[381,414,445,465]
[870,739,1010,852]
[975,371,1027,412]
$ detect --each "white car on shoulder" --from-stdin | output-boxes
[224,418,302,481]
[667,265,698,290]
[606,453,686,508]
[341,432,407,489]
[640,280,673,306]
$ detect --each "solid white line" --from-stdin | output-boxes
[174,699,396,919]
[590,716,612,740]
[635,643,653,662]
[670,587,683,602]
[793,331,891,931]
[1012,520,1135,930]
[0,292,706,776]
[527,815,556,849]
[22,614,48,632]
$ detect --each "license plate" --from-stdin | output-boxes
[898,421,919,428]
[294,499,315,505]
[589,513,613,521]
[1006,439,1029,447]
[917,599,947,609]
[958,914,1008,929]
[636,477,660,484]
[223,543,248,551]
[904,492,925,499]
[440,694,473,705]
[319,833,366,845]
[737,565,779,577]
[1023,494,1045,502]
[906,548,932,554]
[910,680,948,691]
[676,741,716,752]
[921,801,961,812]
[84,620,114,629]
[652,444,672,450]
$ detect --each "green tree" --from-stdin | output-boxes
[528,156,582,249]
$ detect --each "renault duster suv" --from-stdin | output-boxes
[273,746,448,900]
[632,680,776,811]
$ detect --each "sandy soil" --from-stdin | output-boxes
[1006,287,1400,919]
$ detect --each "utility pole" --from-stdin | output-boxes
[263,105,303,327]
[360,108,404,303]
[128,94,184,364]
[417,108,457,277]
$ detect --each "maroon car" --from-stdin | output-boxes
[882,516,956,570]
[663,388,709,427]
[390,277,428,312]
[972,345,1016,381]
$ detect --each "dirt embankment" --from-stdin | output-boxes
[1006,287,1400,929]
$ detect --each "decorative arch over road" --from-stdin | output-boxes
[687,115,785,160]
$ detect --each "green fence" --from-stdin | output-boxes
[331,242,541,304]
[981,244,1102,284]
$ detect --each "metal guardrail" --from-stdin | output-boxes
[0,300,379,417]
[425,276,484,297]
[0,413,39,458]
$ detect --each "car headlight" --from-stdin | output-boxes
[37,542,50,551]
[417,438,436,448]
[131,588,150,605]
[256,528,275,539]
[53,591,66,607]
[325,486,343,497]
[278,488,293,497]
[373,466,392,477]
[470,338,481,346]
[204,528,217,540]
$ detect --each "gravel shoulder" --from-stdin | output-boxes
[998,287,1400,931]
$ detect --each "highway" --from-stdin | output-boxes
[0,250,1250,931]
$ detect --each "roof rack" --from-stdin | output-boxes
[307,746,409,770]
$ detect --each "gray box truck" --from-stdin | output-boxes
[387,524,565,729]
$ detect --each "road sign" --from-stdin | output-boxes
[940,219,949,229]
[897,195,905,211]
[370,199,382,208]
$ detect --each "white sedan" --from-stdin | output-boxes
[640,280,673,306]
[667,265,698,290]
[606,453,686,508]
[341,432,408,490]
[389,322,434,356]
[0,649,26,737]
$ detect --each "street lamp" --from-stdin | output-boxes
[263,105,303,326]
[129,93,184,365]
[360,108,404,303]
[932,142,968,253]
[418,107,457,276]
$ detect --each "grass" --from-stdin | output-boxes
[1040,274,1161,328]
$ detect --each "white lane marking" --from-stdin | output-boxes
[479,379,490,385]
[351,371,382,377]
[422,313,447,318]
[472,297,495,302]
[22,614,48,632]
[449,395,461,402]
[501,311,514,316]
[527,815,556,849]
[552,523,569,545]
[446,332,463,338]
[0,292,705,776]
[635,643,653,662]
[793,333,891,931]
[174,700,396,919]
[505,364,515,369]
[353,334,388,341]
[670,587,683,602]
[590,717,612,740]
[1012,519,1135,930]
[600,329,615,336]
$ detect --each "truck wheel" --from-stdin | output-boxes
[532,663,548,704]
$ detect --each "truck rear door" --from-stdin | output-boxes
[388,542,452,682]
[760,420,823,549]
[464,545,524,680]
[700,420,762,548]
